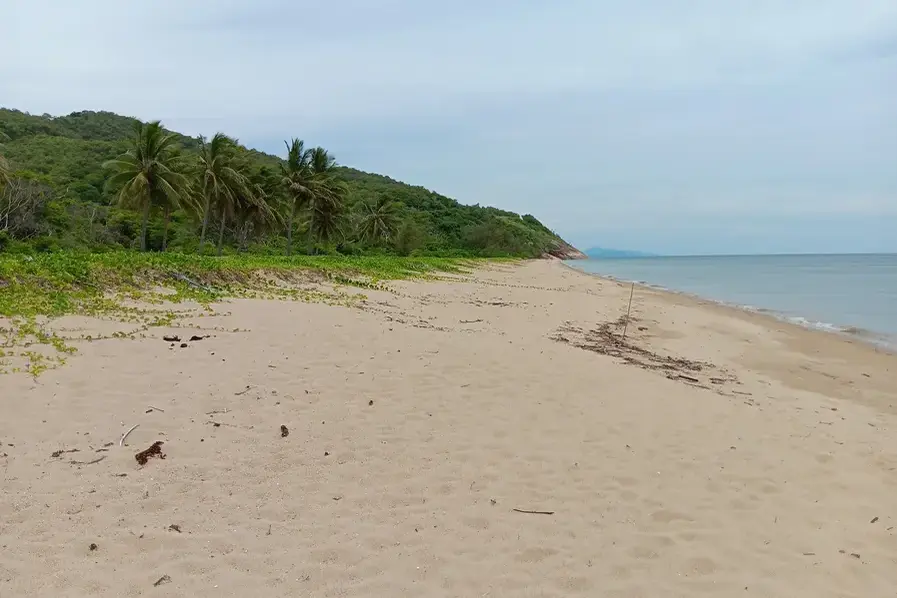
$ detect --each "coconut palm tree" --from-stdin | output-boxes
[196,133,252,253]
[104,121,192,251]
[280,138,314,256]
[233,183,281,252]
[306,147,346,251]
[358,196,399,245]
[156,146,196,251]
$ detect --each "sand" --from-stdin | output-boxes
[1,259,895,597]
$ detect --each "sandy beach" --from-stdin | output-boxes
[1,259,895,597]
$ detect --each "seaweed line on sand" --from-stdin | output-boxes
[550,316,739,392]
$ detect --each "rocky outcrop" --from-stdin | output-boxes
[543,241,587,260]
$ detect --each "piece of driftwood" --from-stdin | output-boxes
[51,448,79,458]
[153,575,171,587]
[513,508,554,515]
[119,424,139,447]
[70,456,106,466]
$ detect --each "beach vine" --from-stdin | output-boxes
[0,252,472,376]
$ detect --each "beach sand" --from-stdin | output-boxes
[1,259,895,597]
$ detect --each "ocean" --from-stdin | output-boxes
[568,254,897,350]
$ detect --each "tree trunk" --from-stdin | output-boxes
[238,221,248,252]
[162,206,171,251]
[286,200,296,256]
[306,200,315,255]
[139,200,151,252]
[216,210,226,256]
[198,196,211,253]
[87,205,97,242]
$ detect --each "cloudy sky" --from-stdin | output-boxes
[5,0,896,254]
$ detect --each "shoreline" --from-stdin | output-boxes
[2,259,896,596]
[561,260,897,355]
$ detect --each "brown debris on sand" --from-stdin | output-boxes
[551,316,738,391]
[134,441,165,466]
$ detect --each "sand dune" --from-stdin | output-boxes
[1,260,895,597]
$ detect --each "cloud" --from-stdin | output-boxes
[4,0,896,253]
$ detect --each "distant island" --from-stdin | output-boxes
[584,247,657,259]
[0,108,581,259]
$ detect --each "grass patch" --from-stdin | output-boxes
[0,251,484,376]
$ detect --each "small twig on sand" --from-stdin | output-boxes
[70,456,107,466]
[206,409,228,415]
[513,508,555,515]
[235,385,254,396]
[147,405,165,412]
[153,575,171,587]
[120,424,140,447]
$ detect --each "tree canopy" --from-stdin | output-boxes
[0,108,579,257]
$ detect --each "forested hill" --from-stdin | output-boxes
[0,108,583,258]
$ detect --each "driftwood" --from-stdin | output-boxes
[119,424,139,447]
[70,456,106,466]
[153,575,171,587]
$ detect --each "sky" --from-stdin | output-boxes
[4,0,897,255]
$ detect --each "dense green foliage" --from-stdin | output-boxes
[0,108,576,257]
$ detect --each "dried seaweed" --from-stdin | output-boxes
[551,316,738,391]
[134,441,165,466]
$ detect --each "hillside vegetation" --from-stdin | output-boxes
[0,109,580,258]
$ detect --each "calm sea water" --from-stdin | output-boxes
[568,254,897,349]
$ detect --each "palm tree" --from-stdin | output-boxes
[306,147,347,252]
[233,183,281,251]
[104,121,192,251]
[280,138,313,256]
[196,133,251,253]
[158,147,194,251]
[358,196,399,245]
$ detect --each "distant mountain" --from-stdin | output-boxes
[584,247,657,259]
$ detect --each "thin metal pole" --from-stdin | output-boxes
[620,282,635,342]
